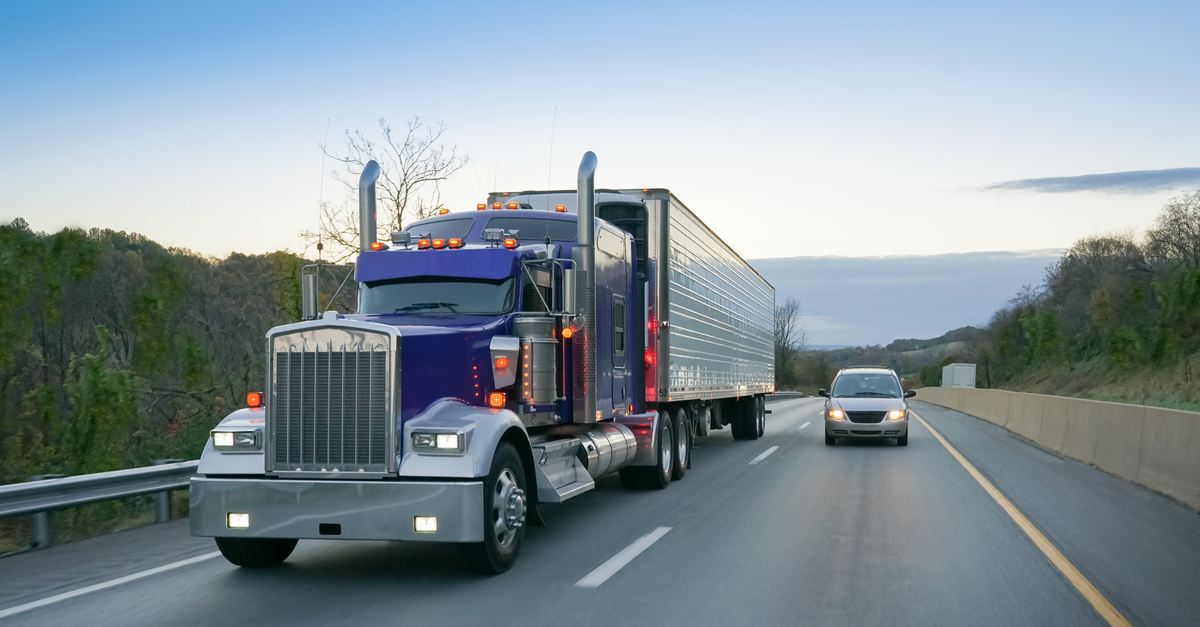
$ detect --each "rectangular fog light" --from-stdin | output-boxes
[414,516,437,533]
[227,513,250,529]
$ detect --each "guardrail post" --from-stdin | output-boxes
[153,460,183,523]
[29,474,64,550]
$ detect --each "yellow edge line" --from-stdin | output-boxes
[911,410,1131,627]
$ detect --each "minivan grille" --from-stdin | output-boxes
[846,411,886,424]
[270,338,391,473]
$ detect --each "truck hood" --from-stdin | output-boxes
[343,313,510,419]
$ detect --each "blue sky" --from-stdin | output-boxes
[2,1,1197,342]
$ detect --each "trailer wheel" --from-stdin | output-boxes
[619,411,672,490]
[756,396,766,438]
[742,398,759,441]
[458,443,526,575]
[695,405,710,438]
[214,537,297,568]
[671,407,689,480]
[730,401,747,440]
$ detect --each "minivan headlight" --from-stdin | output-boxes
[888,410,906,421]
[827,409,844,421]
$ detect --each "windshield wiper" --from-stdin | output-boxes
[395,302,459,313]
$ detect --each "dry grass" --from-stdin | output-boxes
[1000,351,1200,413]
[0,491,190,556]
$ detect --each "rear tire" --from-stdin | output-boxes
[458,443,527,575]
[671,407,689,480]
[897,431,909,447]
[825,433,835,446]
[756,396,766,438]
[730,402,748,440]
[215,537,297,568]
[619,411,672,490]
[742,398,759,441]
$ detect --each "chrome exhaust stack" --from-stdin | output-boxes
[359,160,381,252]
[572,152,598,423]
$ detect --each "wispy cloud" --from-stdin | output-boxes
[986,167,1200,195]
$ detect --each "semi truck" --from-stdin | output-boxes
[190,152,775,574]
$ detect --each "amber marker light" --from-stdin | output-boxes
[245,392,263,408]
[437,208,450,215]
[448,238,463,248]
[561,327,574,339]
[555,204,566,213]
[417,239,431,249]
[494,357,508,369]
[492,202,502,209]
[369,242,387,251]
[431,239,446,249]
[827,409,845,420]
[503,238,517,249]
[477,203,487,210]
[487,392,506,408]
[508,202,518,209]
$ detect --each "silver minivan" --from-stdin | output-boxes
[819,367,915,446]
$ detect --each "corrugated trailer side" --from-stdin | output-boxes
[658,194,774,402]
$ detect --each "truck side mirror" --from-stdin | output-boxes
[302,273,318,320]
[904,390,916,398]
[561,268,577,315]
[817,389,829,398]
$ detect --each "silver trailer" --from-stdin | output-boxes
[487,188,775,407]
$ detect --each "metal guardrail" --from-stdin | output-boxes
[766,391,807,401]
[0,460,198,550]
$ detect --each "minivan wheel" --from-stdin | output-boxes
[825,433,835,446]
[897,431,909,447]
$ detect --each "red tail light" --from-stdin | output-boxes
[503,238,517,249]
[448,238,463,248]
[645,349,655,367]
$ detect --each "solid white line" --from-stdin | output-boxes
[748,445,780,465]
[574,527,672,588]
[799,421,811,430]
[0,551,223,620]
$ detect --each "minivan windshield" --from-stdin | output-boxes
[831,372,902,398]
[359,277,515,315]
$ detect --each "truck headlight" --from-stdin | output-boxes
[412,431,465,453]
[212,430,260,450]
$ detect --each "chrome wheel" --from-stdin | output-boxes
[492,468,525,550]
[660,423,672,478]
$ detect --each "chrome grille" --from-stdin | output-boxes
[269,332,393,473]
[847,411,886,424]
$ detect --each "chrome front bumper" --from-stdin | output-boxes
[189,477,484,542]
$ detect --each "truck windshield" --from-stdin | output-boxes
[484,217,577,241]
[831,373,902,398]
[403,217,475,240]
[359,277,516,315]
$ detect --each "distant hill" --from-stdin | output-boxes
[885,327,987,353]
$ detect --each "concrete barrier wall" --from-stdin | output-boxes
[913,387,1200,510]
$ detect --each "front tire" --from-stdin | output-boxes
[215,537,297,568]
[897,431,909,446]
[825,433,835,446]
[458,443,527,575]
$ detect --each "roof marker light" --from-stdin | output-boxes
[246,392,263,408]
[448,238,463,249]
[492,202,502,209]
[477,203,486,210]
[503,238,517,249]
[508,202,518,210]
[417,239,431,249]
[369,242,388,251]
[555,204,566,213]
[431,239,446,249]
[437,208,450,215]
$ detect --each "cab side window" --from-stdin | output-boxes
[613,297,625,357]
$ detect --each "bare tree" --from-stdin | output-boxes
[1146,190,1200,267]
[303,117,468,262]
[774,296,809,385]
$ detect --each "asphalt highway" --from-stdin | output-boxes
[2,398,1199,626]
